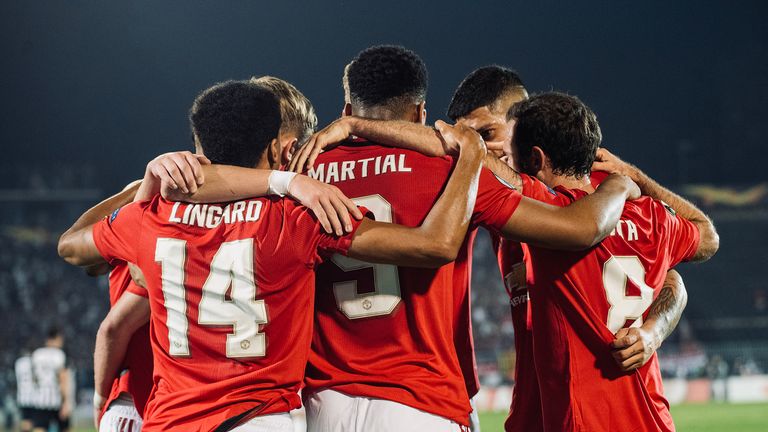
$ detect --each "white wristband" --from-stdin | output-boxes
[268,171,297,197]
[93,391,107,408]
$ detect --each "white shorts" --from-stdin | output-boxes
[305,389,465,432]
[229,413,293,432]
[100,395,142,432]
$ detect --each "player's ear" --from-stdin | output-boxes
[418,101,427,125]
[342,103,352,117]
[531,146,546,174]
[281,138,298,165]
[267,138,281,169]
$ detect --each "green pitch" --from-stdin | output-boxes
[71,403,768,432]
[478,403,768,432]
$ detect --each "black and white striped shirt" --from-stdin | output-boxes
[31,347,66,409]
[14,355,37,408]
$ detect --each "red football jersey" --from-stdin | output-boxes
[524,185,700,432]
[92,195,364,432]
[303,140,522,426]
[100,264,153,419]
[495,173,608,432]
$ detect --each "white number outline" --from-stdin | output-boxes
[331,194,402,319]
[602,255,654,333]
[155,238,268,358]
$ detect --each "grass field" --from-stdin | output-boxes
[478,403,768,432]
[66,403,768,432]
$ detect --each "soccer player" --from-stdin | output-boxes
[14,347,36,432]
[58,79,487,431]
[506,92,718,431]
[292,64,693,431]
[91,76,321,432]
[29,328,73,432]
[179,47,639,430]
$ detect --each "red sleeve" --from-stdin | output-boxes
[92,202,146,266]
[657,201,701,264]
[473,167,523,231]
[126,281,149,298]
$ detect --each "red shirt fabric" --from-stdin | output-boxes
[303,141,522,426]
[92,195,363,432]
[521,180,699,432]
[492,175,556,432]
[101,264,153,419]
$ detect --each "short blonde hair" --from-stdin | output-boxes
[250,76,317,145]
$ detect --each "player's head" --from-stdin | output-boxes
[250,76,317,164]
[190,80,283,169]
[507,92,602,182]
[46,326,64,348]
[447,66,528,157]
[343,45,428,123]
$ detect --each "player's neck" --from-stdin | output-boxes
[543,174,595,193]
[351,106,414,122]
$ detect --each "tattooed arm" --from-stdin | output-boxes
[610,269,688,371]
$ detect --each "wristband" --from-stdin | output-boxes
[93,391,107,408]
[267,171,298,197]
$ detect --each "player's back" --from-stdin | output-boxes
[31,346,65,409]
[95,194,357,431]
[527,188,699,432]
[304,140,521,425]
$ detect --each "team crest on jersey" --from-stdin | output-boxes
[660,200,677,216]
[109,208,121,223]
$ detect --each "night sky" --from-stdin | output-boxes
[2,1,766,192]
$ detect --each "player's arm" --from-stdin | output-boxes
[93,292,150,424]
[344,123,484,267]
[138,151,362,236]
[58,363,72,420]
[57,181,141,266]
[498,174,640,250]
[289,117,525,190]
[611,269,688,372]
[593,148,719,261]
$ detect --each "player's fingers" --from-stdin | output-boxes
[620,352,645,371]
[328,193,354,234]
[162,158,189,193]
[154,161,179,190]
[337,188,364,221]
[320,197,344,236]
[311,201,333,234]
[195,154,212,165]
[306,143,324,172]
[183,152,205,185]
[291,140,313,173]
[170,153,198,193]
[614,341,644,361]
[610,332,637,349]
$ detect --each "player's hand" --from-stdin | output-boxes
[592,148,640,181]
[434,120,486,162]
[287,174,364,235]
[289,118,353,173]
[59,400,72,421]
[146,151,211,196]
[610,326,660,372]
[602,173,641,200]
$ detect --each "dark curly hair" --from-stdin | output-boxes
[510,92,602,178]
[190,80,282,168]
[346,45,428,113]
[447,65,525,121]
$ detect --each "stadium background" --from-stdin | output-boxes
[1,1,766,431]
